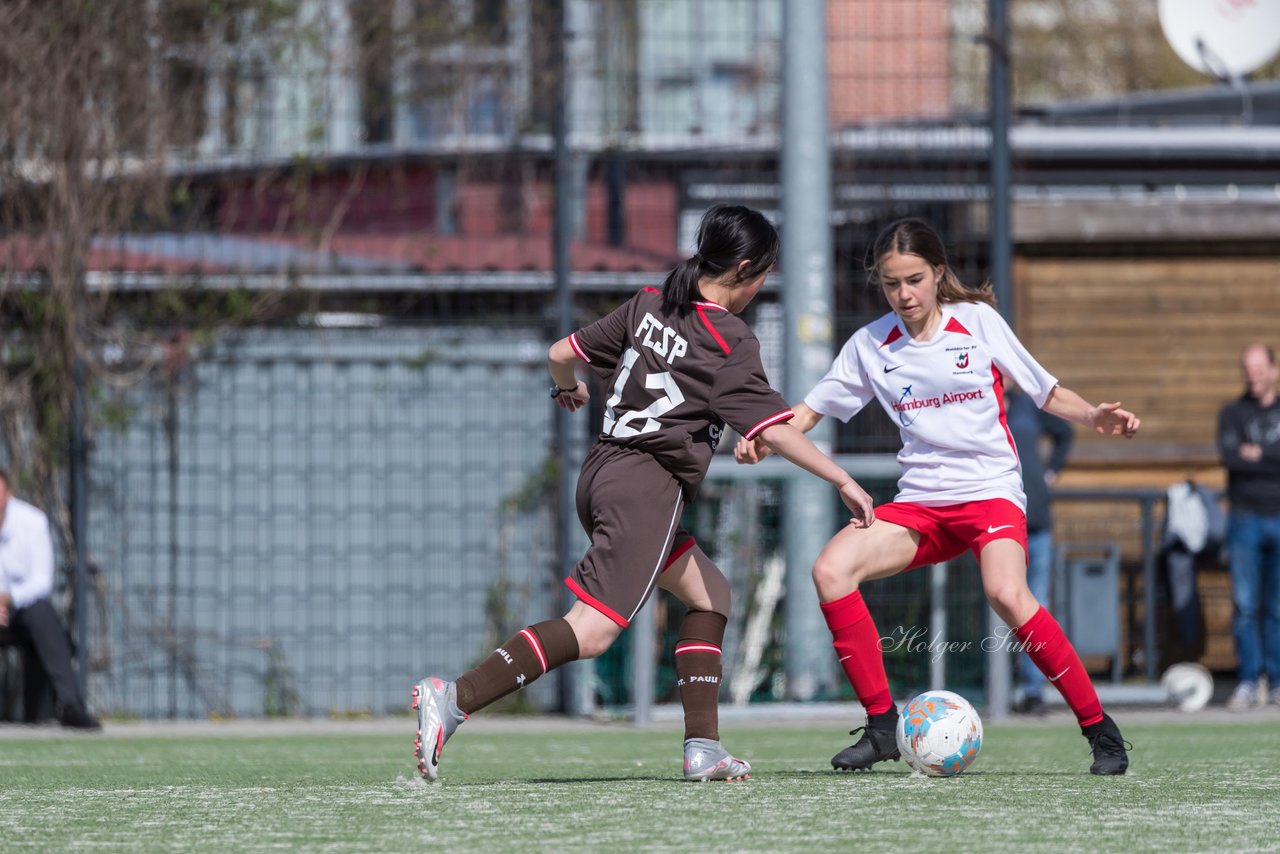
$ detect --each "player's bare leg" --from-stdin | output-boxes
[659,546,750,781]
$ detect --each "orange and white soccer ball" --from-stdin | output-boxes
[895,690,983,777]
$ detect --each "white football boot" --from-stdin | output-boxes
[683,738,751,782]
[412,677,467,781]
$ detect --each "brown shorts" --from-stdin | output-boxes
[564,443,695,627]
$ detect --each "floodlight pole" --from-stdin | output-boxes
[987,0,1013,722]
[551,0,592,718]
[781,0,837,701]
[989,0,1013,325]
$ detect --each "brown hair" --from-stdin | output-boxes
[868,218,996,308]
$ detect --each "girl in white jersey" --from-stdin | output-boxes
[736,218,1139,776]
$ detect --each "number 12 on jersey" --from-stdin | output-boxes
[603,347,686,438]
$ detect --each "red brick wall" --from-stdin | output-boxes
[217,164,679,261]
[458,178,677,256]
[583,182,678,256]
[827,0,953,125]
[218,165,437,233]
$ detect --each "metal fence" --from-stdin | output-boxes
[0,305,1179,720]
[39,303,1017,720]
[80,322,578,718]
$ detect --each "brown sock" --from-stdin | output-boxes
[454,619,579,715]
[675,610,727,741]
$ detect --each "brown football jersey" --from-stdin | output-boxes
[570,287,792,498]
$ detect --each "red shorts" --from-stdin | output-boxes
[874,498,1028,571]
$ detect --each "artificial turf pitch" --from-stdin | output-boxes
[2,717,1277,852]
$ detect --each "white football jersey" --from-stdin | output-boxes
[805,301,1058,509]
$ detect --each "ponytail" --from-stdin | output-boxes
[660,204,779,317]
[661,256,704,316]
[937,269,997,308]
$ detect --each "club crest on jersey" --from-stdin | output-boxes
[947,344,976,375]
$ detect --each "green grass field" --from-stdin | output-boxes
[2,716,1278,852]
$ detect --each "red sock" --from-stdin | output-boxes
[820,590,893,715]
[1013,606,1103,727]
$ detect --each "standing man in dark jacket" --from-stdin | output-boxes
[1218,343,1280,711]
[1006,388,1074,714]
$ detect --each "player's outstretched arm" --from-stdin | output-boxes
[547,337,590,413]
[756,422,874,527]
[734,402,824,464]
[1043,386,1140,439]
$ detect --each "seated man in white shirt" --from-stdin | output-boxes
[0,468,100,730]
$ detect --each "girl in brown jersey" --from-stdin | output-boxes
[414,205,874,783]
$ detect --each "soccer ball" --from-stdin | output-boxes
[895,690,983,777]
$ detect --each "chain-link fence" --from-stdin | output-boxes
[20,299,1000,719]
[4,0,1274,720]
[75,321,576,718]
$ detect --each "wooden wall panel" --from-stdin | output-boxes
[1017,257,1280,463]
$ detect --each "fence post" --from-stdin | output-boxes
[986,607,1011,722]
[929,561,948,690]
[780,0,836,701]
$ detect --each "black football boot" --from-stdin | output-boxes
[1082,712,1130,775]
[831,706,901,771]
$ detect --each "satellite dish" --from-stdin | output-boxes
[1159,0,1280,78]
[1161,662,1215,713]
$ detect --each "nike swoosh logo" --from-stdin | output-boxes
[1048,667,1069,682]
[883,365,903,373]
[987,524,1014,533]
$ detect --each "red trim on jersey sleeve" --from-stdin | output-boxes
[662,538,697,571]
[643,286,661,294]
[944,317,972,336]
[697,305,732,355]
[564,577,630,628]
[879,326,903,348]
[568,333,591,363]
[992,365,1018,458]
[744,409,794,441]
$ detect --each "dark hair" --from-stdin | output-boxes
[0,468,9,488]
[661,204,779,315]
[868,218,996,308]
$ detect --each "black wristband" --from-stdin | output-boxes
[550,384,578,398]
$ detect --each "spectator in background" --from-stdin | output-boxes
[1218,343,1280,712]
[1006,387,1074,715]
[0,469,101,729]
